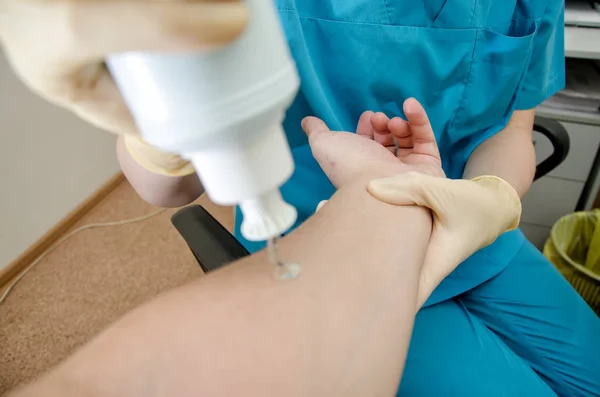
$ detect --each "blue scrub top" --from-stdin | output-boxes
[235,0,565,306]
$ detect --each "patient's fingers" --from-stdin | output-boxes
[356,111,375,139]
[403,98,441,161]
[388,117,412,148]
[370,112,396,147]
[302,116,331,140]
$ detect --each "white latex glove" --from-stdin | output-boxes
[0,0,247,135]
[367,172,522,308]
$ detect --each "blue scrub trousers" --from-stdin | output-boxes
[399,240,600,397]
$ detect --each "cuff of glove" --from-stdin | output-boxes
[124,135,196,178]
[470,175,522,231]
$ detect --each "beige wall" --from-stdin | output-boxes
[0,52,120,269]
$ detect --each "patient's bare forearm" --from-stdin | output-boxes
[13,178,431,397]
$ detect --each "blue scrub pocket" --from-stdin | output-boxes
[450,20,538,142]
[277,12,478,142]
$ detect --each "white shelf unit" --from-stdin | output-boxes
[565,26,600,60]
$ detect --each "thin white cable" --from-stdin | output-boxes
[0,208,167,304]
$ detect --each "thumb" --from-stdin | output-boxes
[302,116,332,141]
[302,117,343,185]
[368,172,454,225]
[367,172,441,208]
[302,116,334,159]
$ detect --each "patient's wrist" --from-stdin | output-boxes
[347,164,411,189]
[339,172,432,228]
[316,165,433,219]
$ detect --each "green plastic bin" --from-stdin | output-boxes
[543,210,600,316]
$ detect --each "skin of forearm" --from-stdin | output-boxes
[462,109,537,197]
[116,135,204,207]
[14,177,432,397]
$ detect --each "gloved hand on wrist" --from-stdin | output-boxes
[367,172,522,308]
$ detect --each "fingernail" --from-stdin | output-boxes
[404,98,420,114]
[301,118,308,131]
[370,112,387,124]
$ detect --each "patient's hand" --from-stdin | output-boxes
[302,98,444,188]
